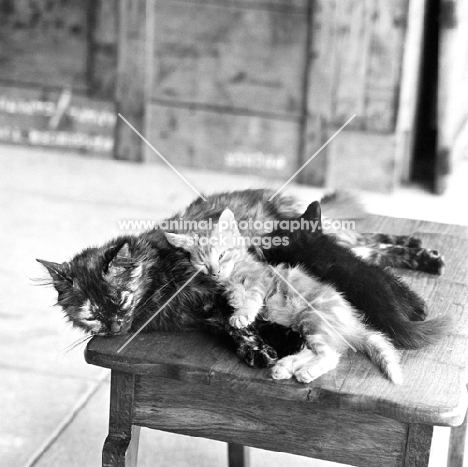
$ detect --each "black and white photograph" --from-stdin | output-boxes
[1,1,468,466]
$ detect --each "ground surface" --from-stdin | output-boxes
[1,144,466,467]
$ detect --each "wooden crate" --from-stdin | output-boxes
[144,0,411,190]
[145,0,310,181]
[0,0,117,156]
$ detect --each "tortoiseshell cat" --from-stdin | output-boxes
[165,209,403,384]
[38,189,445,369]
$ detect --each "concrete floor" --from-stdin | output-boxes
[1,144,466,467]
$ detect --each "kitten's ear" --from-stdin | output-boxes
[37,259,71,284]
[217,208,241,236]
[105,242,131,278]
[164,232,193,251]
[302,201,322,222]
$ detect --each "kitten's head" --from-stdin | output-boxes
[301,201,323,234]
[37,239,144,336]
[165,208,244,280]
[267,200,323,242]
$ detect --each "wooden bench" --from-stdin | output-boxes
[85,216,468,467]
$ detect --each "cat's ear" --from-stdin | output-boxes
[302,201,322,222]
[104,242,131,278]
[37,259,71,284]
[164,232,194,251]
[217,209,241,237]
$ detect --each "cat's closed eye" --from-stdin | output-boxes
[219,252,225,260]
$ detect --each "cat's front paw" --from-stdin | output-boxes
[271,363,293,380]
[229,313,255,329]
[294,366,322,384]
[419,249,445,275]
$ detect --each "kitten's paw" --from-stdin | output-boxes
[229,314,254,329]
[271,364,293,380]
[420,249,445,275]
[405,236,423,248]
[294,366,322,384]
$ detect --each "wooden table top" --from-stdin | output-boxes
[86,216,468,427]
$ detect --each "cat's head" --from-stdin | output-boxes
[267,200,323,243]
[37,238,144,336]
[164,208,243,280]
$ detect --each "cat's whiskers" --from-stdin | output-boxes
[61,334,93,356]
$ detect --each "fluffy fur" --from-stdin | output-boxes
[261,201,451,349]
[37,189,447,370]
[166,209,403,384]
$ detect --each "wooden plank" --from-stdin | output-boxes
[146,104,302,179]
[448,411,467,467]
[403,424,433,467]
[395,0,429,183]
[306,0,407,132]
[325,130,397,192]
[150,0,308,118]
[87,0,118,99]
[0,0,88,90]
[133,375,408,467]
[0,85,115,155]
[115,0,147,161]
[103,371,141,467]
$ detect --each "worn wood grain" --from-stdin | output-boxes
[448,411,467,467]
[150,0,308,118]
[133,374,407,467]
[145,104,301,179]
[306,0,407,132]
[87,0,118,99]
[403,424,433,467]
[114,0,146,161]
[86,217,468,428]
[0,0,88,90]
[103,371,140,467]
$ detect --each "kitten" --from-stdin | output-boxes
[261,201,451,349]
[38,189,443,369]
[165,209,403,384]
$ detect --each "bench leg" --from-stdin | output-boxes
[228,443,250,467]
[448,412,468,467]
[103,371,140,467]
[403,424,433,467]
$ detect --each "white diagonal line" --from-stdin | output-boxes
[268,114,356,201]
[117,269,203,353]
[118,113,207,201]
[268,266,357,351]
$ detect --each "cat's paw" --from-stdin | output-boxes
[294,366,322,384]
[229,313,254,329]
[271,363,293,380]
[419,249,445,275]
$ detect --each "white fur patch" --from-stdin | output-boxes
[78,299,93,319]
[351,247,372,260]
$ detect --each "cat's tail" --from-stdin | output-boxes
[358,331,403,384]
[389,316,452,350]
